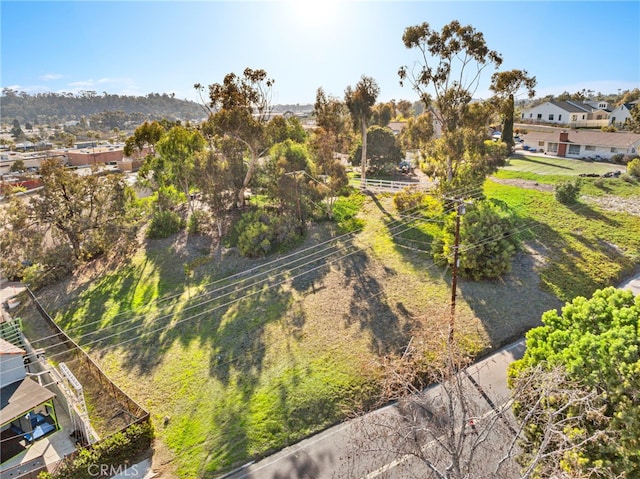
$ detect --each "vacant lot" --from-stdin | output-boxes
[35,165,640,478]
[502,154,626,177]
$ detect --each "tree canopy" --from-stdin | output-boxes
[345,76,380,185]
[399,21,503,194]
[489,69,537,148]
[350,125,402,173]
[196,68,275,207]
[510,287,640,477]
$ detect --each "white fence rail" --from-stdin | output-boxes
[351,178,433,192]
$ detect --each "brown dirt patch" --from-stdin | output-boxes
[489,177,554,192]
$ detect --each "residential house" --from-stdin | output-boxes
[386,121,407,136]
[521,100,610,128]
[609,100,639,128]
[0,338,60,464]
[521,129,640,160]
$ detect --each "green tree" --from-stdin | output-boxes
[627,157,640,178]
[510,287,640,477]
[432,199,520,280]
[263,140,320,224]
[9,159,25,172]
[31,159,132,261]
[345,75,380,185]
[123,120,166,159]
[10,119,25,140]
[196,67,275,208]
[0,159,134,283]
[350,126,402,173]
[398,111,434,151]
[310,88,350,219]
[399,21,502,194]
[194,150,235,238]
[155,125,206,213]
[423,102,502,193]
[371,102,394,127]
[266,115,307,144]
[489,69,537,149]
[625,103,640,133]
[396,99,414,119]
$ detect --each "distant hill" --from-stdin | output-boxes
[0,90,315,127]
[0,90,207,125]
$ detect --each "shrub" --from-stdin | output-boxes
[627,158,640,178]
[187,209,209,235]
[147,210,184,239]
[432,199,521,280]
[237,210,301,258]
[394,189,444,218]
[593,177,606,189]
[621,173,635,184]
[555,179,581,205]
[39,421,153,479]
[610,153,626,164]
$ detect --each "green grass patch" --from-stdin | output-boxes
[485,179,640,301]
[333,192,366,232]
[504,155,624,176]
[40,174,639,478]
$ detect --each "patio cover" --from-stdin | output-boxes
[0,378,56,427]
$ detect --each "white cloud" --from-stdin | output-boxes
[41,73,63,81]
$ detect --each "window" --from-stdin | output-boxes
[596,114,603,120]
[612,117,616,123]
[585,145,595,151]
[537,114,542,120]
[529,113,533,118]
[538,141,545,147]
[548,142,558,153]
[582,115,586,120]
[558,114,562,121]
[571,115,577,121]
[611,147,617,153]
[549,114,554,121]
[568,144,580,155]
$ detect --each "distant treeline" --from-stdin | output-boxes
[0,89,207,126]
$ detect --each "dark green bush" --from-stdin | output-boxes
[187,210,209,235]
[555,179,581,205]
[147,210,184,239]
[432,199,521,280]
[237,210,301,258]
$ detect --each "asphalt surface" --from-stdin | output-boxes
[223,340,526,479]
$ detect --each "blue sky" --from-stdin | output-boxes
[2,1,639,105]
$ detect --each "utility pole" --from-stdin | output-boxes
[449,201,465,344]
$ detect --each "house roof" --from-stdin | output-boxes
[0,378,56,426]
[523,130,640,148]
[0,338,25,356]
[549,100,591,113]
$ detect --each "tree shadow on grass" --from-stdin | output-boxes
[458,250,563,349]
[338,251,416,356]
[571,201,621,227]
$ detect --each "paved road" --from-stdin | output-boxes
[223,340,526,479]
[620,272,640,296]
